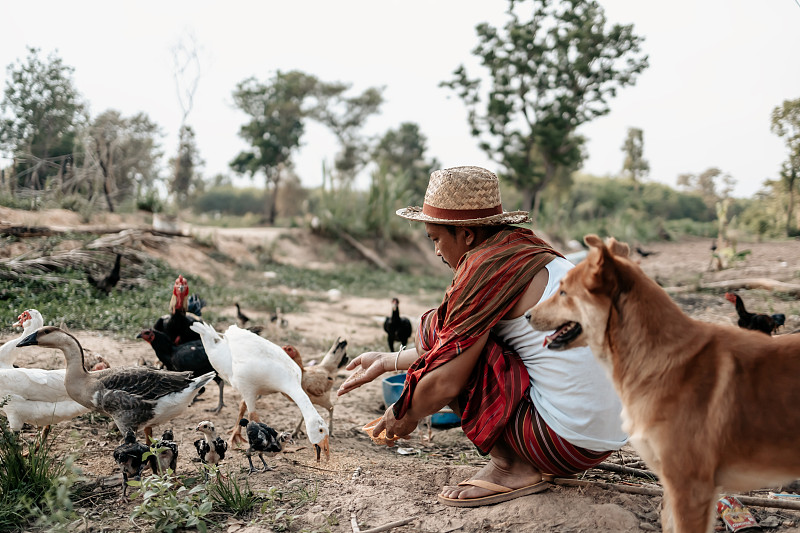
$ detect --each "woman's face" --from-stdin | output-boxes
[424,223,472,272]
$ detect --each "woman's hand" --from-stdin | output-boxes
[337,351,389,396]
[372,404,418,444]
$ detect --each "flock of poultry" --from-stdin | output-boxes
[0,274,353,500]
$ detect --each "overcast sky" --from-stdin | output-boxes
[3,1,799,200]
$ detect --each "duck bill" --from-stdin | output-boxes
[16,331,39,347]
[314,436,330,462]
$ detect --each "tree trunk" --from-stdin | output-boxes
[786,187,795,237]
[97,154,116,213]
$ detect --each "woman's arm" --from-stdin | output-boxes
[377,331,490,439]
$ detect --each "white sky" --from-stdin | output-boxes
[2,1,800,200]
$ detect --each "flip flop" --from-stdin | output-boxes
[437,479,549,508]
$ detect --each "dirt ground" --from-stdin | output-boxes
[3,208,800,532]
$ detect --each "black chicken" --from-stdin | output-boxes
[235,302,250,327]
[137,328,225,413]
[383,297,412,352]
[724,292,785,335]
[187,294,206,316]
[113,430,150,501]
[153,275,201,345]
[88,253,122,294]
[194,420,228,467]
[147,429,178,476]
[239,418,290,474]
[635,247,658,258]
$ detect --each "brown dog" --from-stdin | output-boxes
[527,234,800,533]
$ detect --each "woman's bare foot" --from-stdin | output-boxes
[439,453,543,501]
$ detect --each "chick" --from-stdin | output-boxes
[239,418,291,474]
[113,431,149,501]
[194,420,228,467]
[147,429,178,476]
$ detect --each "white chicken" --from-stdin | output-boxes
[0,309,44,368]
[0,310,89,436]
[190,322,330,461]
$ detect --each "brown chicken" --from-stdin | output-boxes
[282,338,348,437]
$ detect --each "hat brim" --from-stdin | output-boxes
[396,206,531,226]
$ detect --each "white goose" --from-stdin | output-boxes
[17,326,215,440]
[0,310,89,435]
[0,309,44,368]
[190,322,330,461]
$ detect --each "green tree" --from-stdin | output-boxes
[621,127,649,188]
[310,83,384,188]
[169,125,203,204]
[0,47,85,190]
[372,122,440,206]
[441,0,648,222]
[231,70,318,224]
[676,167,735,208]
[770,97,800,235]
[81,110,163,212]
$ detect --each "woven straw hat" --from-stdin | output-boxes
[396,166,531,226]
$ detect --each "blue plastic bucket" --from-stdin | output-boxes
[381,373,461,426]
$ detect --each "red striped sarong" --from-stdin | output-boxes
[505,394,612,475]
[392,228,563,454]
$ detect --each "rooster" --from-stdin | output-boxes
[282,338,348,437]
[153,275,201,345]
[383,298,412,352]
[724,292,785,335]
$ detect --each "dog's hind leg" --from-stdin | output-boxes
[660,478,716,533]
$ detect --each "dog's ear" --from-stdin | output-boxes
[582,234,609,291]
[604,237,630,258]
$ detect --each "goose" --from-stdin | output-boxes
[0,309,44,368]
[190,321,330,461]
[17,326,215,441]
[0,311,89,436]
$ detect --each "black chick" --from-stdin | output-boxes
[113,430,149,501]
[88,253,122,294]
[137,328,225,413]
[147,429,178,476]
[239,418,289,474]
[194,420,228,467]
[383,297,412,352]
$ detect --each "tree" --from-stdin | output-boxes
[621,127,649,188]
[676,167,735,208]
[310,83,384,188]
[0,47,85,190]
[231,70,318,224]
[81,110,163,212]
[169,125,203,204]
[372,122,439,206]
[770,97,800,236]
[171,32,202,206]
[441,0,648,222]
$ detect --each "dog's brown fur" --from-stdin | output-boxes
[528,234,800,533]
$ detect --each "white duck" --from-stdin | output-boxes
[17,326,215,441]
[190,321,330,461]
[0,309,44,368]
[0,310,89,436]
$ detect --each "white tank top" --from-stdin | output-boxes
[492,256,628,451]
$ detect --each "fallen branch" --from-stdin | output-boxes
[554,478,800,511]
[350,513,415,533]
[594,462,658,480]
[338,231,394,273]
[665,278,800,296]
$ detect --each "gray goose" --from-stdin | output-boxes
[17,326,215,441]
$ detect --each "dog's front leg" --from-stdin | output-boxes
[660,477,716,533]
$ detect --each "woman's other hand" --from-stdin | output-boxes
[337,351,389,396]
